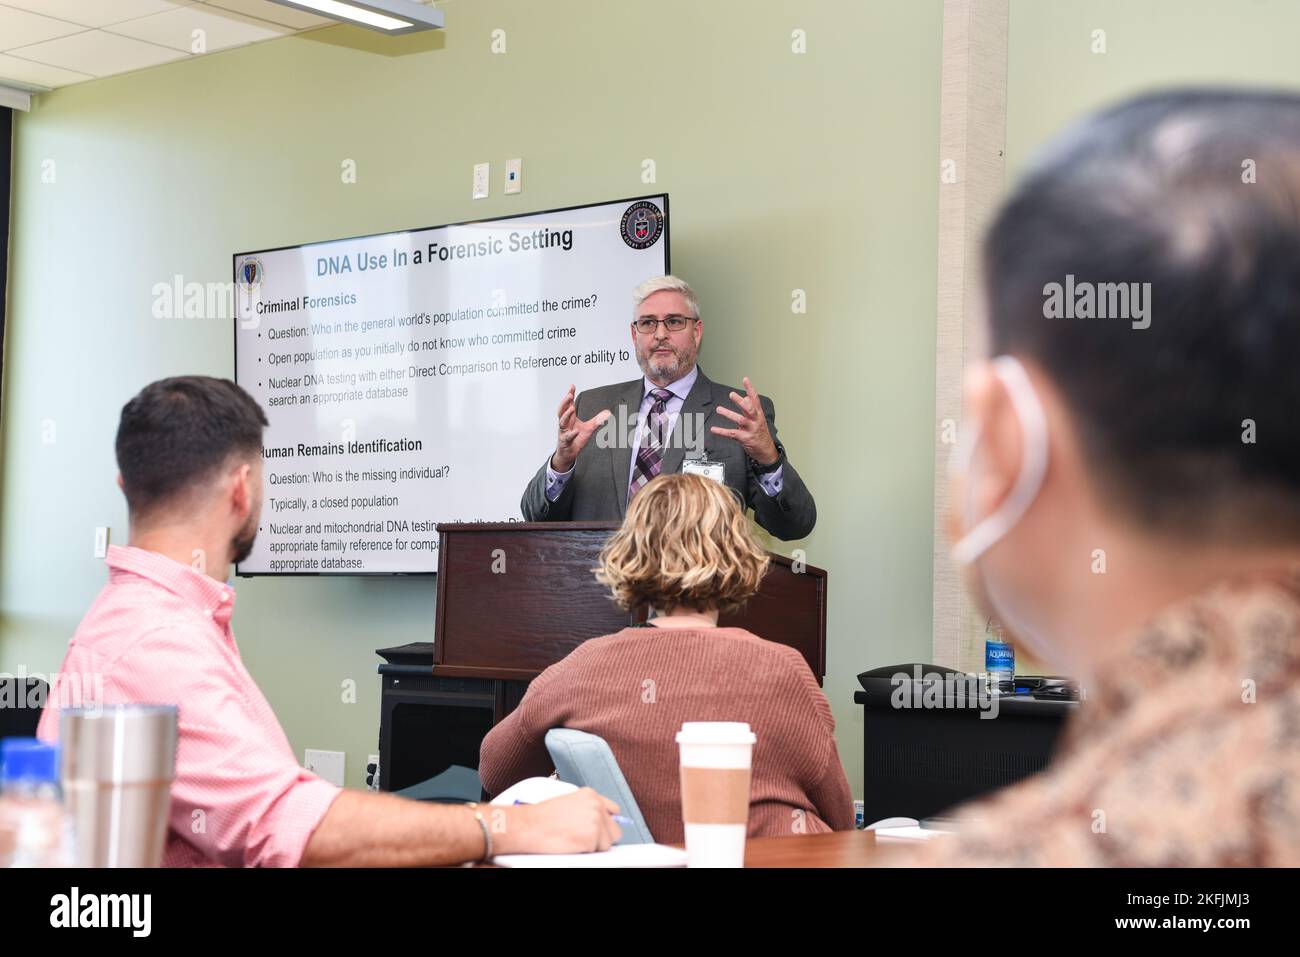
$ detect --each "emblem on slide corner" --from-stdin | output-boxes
[236,257,265,323]
[238,257,265,289]
[619,201,664,250]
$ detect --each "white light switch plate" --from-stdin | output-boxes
[94,526,109,558]
[472,162,489,199]
[304,749,345,787]
[504,157,522,194]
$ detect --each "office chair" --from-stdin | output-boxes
[544,728,654,844]
[0,677,48,740]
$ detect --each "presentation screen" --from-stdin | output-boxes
[233,194,669,575]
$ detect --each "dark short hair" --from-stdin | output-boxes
[115,376,267,517]
[984,88,1300,539]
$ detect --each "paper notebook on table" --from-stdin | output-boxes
[489,776,688,867]
[490,776,580,806]
[492,843,688,868]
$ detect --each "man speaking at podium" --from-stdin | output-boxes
[520,276,816,540]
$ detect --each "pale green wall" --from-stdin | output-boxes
[1007,0,1300,178]
[0,1,943,793]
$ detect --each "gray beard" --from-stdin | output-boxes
[642,350,688,383]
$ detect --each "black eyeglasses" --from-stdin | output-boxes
[633,316,696,334]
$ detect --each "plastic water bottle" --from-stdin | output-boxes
[0,738,75,867]
[984,624,1015,696]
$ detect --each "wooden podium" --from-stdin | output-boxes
[433,521,828,680]
[374,521,827,794]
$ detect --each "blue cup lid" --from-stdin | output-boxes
[0,737,59,785]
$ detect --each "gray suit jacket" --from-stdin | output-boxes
[520,368,816,540]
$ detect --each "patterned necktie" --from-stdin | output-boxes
[627,388,674,502]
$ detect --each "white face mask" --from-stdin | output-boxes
[949,355,1069,669]
[949,355,1050,565]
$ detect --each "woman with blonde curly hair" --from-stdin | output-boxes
[480,473,854,842]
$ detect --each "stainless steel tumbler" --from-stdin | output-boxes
[59,704,178,867]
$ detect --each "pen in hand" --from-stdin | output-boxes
[514,799,633,827]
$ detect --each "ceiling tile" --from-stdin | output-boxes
[0,1,190,29]
[9,30,187,77]
[0,51,93,88]
[0,5,86,48]
[107,5,289,53]
[199,0,330,30]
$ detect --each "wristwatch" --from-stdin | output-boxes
[749,440,785,475]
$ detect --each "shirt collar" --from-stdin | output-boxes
[106,544,237,627]
[643,364,698,403]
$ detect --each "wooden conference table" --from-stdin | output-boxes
[480,829,926,867]
[739,829,888,867]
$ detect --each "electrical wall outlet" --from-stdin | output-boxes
[94,526,109,558]
[854,799,865,829]
[472,162,489,199]
[365,754,381,791]
[304,749,345,787]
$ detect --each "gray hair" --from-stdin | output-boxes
[631,275,700,319]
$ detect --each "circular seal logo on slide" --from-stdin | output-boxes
[238,257,264,287]
[620,201,664,250]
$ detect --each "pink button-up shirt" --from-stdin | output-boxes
[37,545,340,867]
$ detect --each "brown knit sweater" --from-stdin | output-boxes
[479,626,856,843]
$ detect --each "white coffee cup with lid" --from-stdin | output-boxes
[675,721,757,868]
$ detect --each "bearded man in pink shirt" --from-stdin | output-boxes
[38,375,619,866]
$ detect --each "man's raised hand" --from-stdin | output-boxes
[551,385,610,473]
[711,376,779,465]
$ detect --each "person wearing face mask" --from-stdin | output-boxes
[917,89,1300,867]
[519,275,816,541]
[36,376,622,866]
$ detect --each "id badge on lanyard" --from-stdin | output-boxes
[682,452,725,484]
